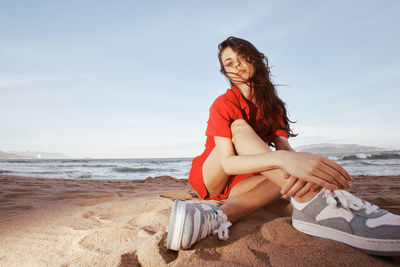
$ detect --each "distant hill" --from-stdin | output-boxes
[0,151,35,159]
[0,150,69,159]
[295,143,391,154]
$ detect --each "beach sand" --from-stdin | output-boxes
[0,174,399,266]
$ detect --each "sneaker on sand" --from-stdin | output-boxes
[167,200,232,251]
[291,189,400,256]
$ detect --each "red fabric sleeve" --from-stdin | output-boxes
[205,96,243,138]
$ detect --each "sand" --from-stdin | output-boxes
[0,174,399,266]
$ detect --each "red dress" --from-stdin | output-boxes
[189,86,288,200]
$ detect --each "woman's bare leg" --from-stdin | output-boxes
[222,175,282,222]
[203,119,319,222]
[202,148,230,198]
[230,119,294,188]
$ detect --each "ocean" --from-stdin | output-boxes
[1,150,399,180]
[0,158,193,180]
[325,150,400,176]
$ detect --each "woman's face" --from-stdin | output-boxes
[220,47,255,83]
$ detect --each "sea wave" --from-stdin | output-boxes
[1,159,39,164]
[367,152,400,160]
[52,164,118,168]
[341,161,400,167]
[113,167,154,173]
[24,170,78,175]
[146,159,191,164]
[338,151,400,161]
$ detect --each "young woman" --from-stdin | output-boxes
[167,37,400,256]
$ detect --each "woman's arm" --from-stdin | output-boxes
[273,136,321,197]
[214,136,283,174]
[215,136,351,190]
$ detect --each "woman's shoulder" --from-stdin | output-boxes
[209,87,243,118]
[211,87,238,107]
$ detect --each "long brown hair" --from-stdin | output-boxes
[218,36,296,139]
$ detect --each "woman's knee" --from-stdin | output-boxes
[231,119,252,138]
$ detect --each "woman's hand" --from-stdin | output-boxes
[279,151,352,191]
[280,173,320,198]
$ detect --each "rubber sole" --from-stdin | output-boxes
[292,219,400,256]
[166,200,187,251]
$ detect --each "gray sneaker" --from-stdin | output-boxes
[292,189,400,256]
[167,200,232,251]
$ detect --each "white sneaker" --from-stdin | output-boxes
[292,189,400,256]
[166,200,232,251]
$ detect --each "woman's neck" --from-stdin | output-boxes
[236,83,253,102]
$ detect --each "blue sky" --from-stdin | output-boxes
[1,0,399,158]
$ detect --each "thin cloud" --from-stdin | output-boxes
[0,74,61,88]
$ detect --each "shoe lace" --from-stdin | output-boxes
[323,190,380,214]
[202,209,232,240]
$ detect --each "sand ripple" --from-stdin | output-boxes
[0,174,398,266]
